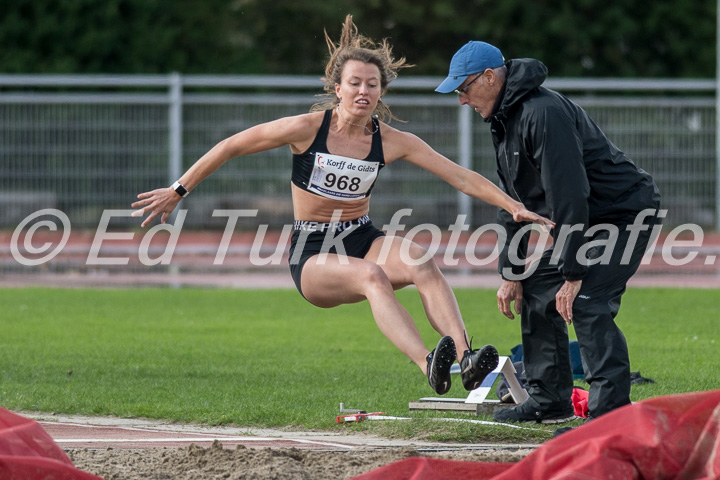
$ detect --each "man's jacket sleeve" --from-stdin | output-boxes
[497,208,530,281]
[530,105,590,281]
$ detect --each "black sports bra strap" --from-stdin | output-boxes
[312,109,333,150]
[370,116,384,164]
[320,108,333,130]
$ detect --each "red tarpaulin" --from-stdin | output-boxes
[0,407,102,480]
[353,389,720,480]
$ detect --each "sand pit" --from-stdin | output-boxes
[68,441,532,479]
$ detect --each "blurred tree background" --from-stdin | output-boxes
[0,0,716,78]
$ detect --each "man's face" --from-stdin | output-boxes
[455,69,501,118]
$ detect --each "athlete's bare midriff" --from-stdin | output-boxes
[291,183,371,222]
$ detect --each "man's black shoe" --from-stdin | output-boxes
[460,344,499,391]
[493,398,576,424]
[426,336,456,395]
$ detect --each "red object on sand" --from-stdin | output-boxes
[353,389,720,480]
[0,407,102,480]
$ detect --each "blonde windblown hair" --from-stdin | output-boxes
[311,15,412,123]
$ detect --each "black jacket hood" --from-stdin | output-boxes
[492,58,548,120]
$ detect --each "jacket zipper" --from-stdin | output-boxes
[499,118,522,202]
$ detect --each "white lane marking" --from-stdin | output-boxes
[42,421,357,449]
[52,436,355,449]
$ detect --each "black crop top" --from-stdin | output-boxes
[291,109,385,201]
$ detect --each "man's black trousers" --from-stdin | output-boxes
[519,215,659,418]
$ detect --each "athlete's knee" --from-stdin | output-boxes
[358,262,393,292]
[402,243,440,276]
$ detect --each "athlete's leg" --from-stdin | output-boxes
[364,236,475,361]
[300,253,432,373]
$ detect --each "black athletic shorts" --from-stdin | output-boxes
[288,215,385,298]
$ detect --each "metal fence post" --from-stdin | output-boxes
[167,73,183,284]
[457,104,473,225]
[168,72,183,224]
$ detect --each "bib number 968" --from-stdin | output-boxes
[324,173,361,192]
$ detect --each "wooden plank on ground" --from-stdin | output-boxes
[409,398,515,416]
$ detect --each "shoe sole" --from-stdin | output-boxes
[493,412,577,424]
[462,345,499,390]
[539,415,577,425]
[428,336,456,395]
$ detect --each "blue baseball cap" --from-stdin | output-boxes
[435,41,505,93]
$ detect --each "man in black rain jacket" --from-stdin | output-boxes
[436,41,661,423]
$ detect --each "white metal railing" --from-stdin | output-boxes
[0,74,717,231]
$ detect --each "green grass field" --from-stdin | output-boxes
[0,287,717,443]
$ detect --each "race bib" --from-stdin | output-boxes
[308,152,380,201]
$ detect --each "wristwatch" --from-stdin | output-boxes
[171,181,189,198]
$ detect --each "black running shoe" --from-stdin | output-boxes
[426,336,456,395]
[460,344,499,391]
[493,397,576,424]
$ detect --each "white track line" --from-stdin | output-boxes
[41,422,229,436]
[43,420,357,449]
[53,437,264,443]
[52,436,355,449]
[277,438,357,449]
